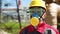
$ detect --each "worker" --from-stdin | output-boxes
[20,0,59,34]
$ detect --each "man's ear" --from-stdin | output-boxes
[42,12,46,18]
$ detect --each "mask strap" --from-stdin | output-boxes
[40,12,46,21]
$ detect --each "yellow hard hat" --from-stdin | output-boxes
[29,0,46,9]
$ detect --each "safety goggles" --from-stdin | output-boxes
[29,8,45,16]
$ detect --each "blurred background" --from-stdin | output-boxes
[0,0,60,34]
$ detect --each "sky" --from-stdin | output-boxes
[2,0,31,8]
[22,0,31,7]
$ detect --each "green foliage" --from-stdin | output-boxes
[0,21,29,34]
[0,23,5,29]
[22,22,29,28]
[0,21,20,34]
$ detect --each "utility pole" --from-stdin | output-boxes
[16,0,21,29]
[0,0,2,23]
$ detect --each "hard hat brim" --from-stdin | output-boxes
[29,6,46,10]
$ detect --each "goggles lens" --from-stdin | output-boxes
[29,8,45,16]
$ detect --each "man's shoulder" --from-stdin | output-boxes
[21,25,32,30]
[20,25,34,34]
[20,25,32,34]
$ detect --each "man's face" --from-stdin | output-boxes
[29,7,46,26]
[29,7,45,18]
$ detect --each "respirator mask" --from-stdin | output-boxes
[29,7,45,26]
